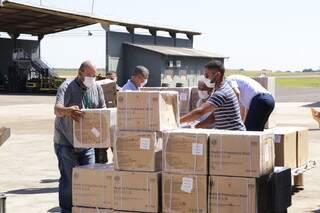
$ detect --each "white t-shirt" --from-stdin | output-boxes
[226,75,270,109]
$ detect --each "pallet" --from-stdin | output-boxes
[292,160,316,187]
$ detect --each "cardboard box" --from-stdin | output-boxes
[97,79,117,108]
[113,171,161,212]
[270,127,297,168]
[73,108,117,148]
[72,164,113,209]
[117,91,179,131]
[163,128,209,174]
[208,175,272,213]
[72,207,112,213]
[296,127,309,167]
[162,173,207,213]
[114,131,162,171]
[209,131,275,177]
[190,86,199,111]
[140,87,191,114]
[253,76,276,129]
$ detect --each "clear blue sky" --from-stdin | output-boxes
[13,0,320,71]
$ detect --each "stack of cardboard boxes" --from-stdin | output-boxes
[114,91,180,213]
[208,131,275,212]
[72,108,117,212]
[162,128,210,212]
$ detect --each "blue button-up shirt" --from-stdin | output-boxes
[121,80,138,91]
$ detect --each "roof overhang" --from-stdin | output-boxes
[125,43,228,59]
[0,0,201,36]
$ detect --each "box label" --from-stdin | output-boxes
[91,128,100,138]
[180,93,188,101]
[140,137,151,150]
[181,177,193,193]
[192,143,203,156]
[275,135,281,144]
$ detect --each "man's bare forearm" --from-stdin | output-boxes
[180,109,204,123]
[54,104,71,117]
[195,113,215,129]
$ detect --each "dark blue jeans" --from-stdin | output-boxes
[245,93,275,131]
[54,143,95,213]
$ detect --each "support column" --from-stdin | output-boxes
[169,32,176,47]
[101,24,110,73]
[187,34,194,48]
[126,27,135,43]
[37,34,44,58]
[149,29,157,45]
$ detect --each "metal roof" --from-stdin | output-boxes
[125,43,227,58]
[0,0,201,36]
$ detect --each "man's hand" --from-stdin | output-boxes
[67,106,84,122]
[54,104,84,121]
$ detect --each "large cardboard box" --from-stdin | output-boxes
[72,164,113,209]
[96,79,117,108]
[162,173,207,213]
[270,127,297,168]
[163,128,209,174]
[114,131,163,171]
[208,175,272,213]
[113,171,161,212]
[72,207,112,213]
[296,127,309,167]
[140,87,191,114]
[117,91,179,131]
[73,108,117,148]
[209,131,275,177]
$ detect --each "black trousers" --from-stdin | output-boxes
[245,93,275,131]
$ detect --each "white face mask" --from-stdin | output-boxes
[198,90,210,100]
[141,79,148,87]
[203,75,215,88]
[83,76,95,88]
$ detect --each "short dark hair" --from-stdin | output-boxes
[132,65,149,78]
[204,60,225,76]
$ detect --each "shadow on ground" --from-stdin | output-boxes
[6,187,58,194]
[48,206,60,212]
[302,102,320,108]
[40,179,59,184]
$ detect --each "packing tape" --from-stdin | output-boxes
[195,175,199,213]
[249,139,252,177]
[246,178,249,213]
[120,174,123,209]
[193,133,198,174]
[163,133,170,172]
[148,93,151,129]
[80,115,83,145]
[99,109,102,146]
[216,176,219,213]
[125,92,128,129]
[219,134,223,172]
[146,173,150,211]
[169,174,173,213]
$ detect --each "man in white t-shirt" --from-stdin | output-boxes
[226,75,275,131]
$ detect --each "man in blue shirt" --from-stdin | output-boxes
[122,65,149,91]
